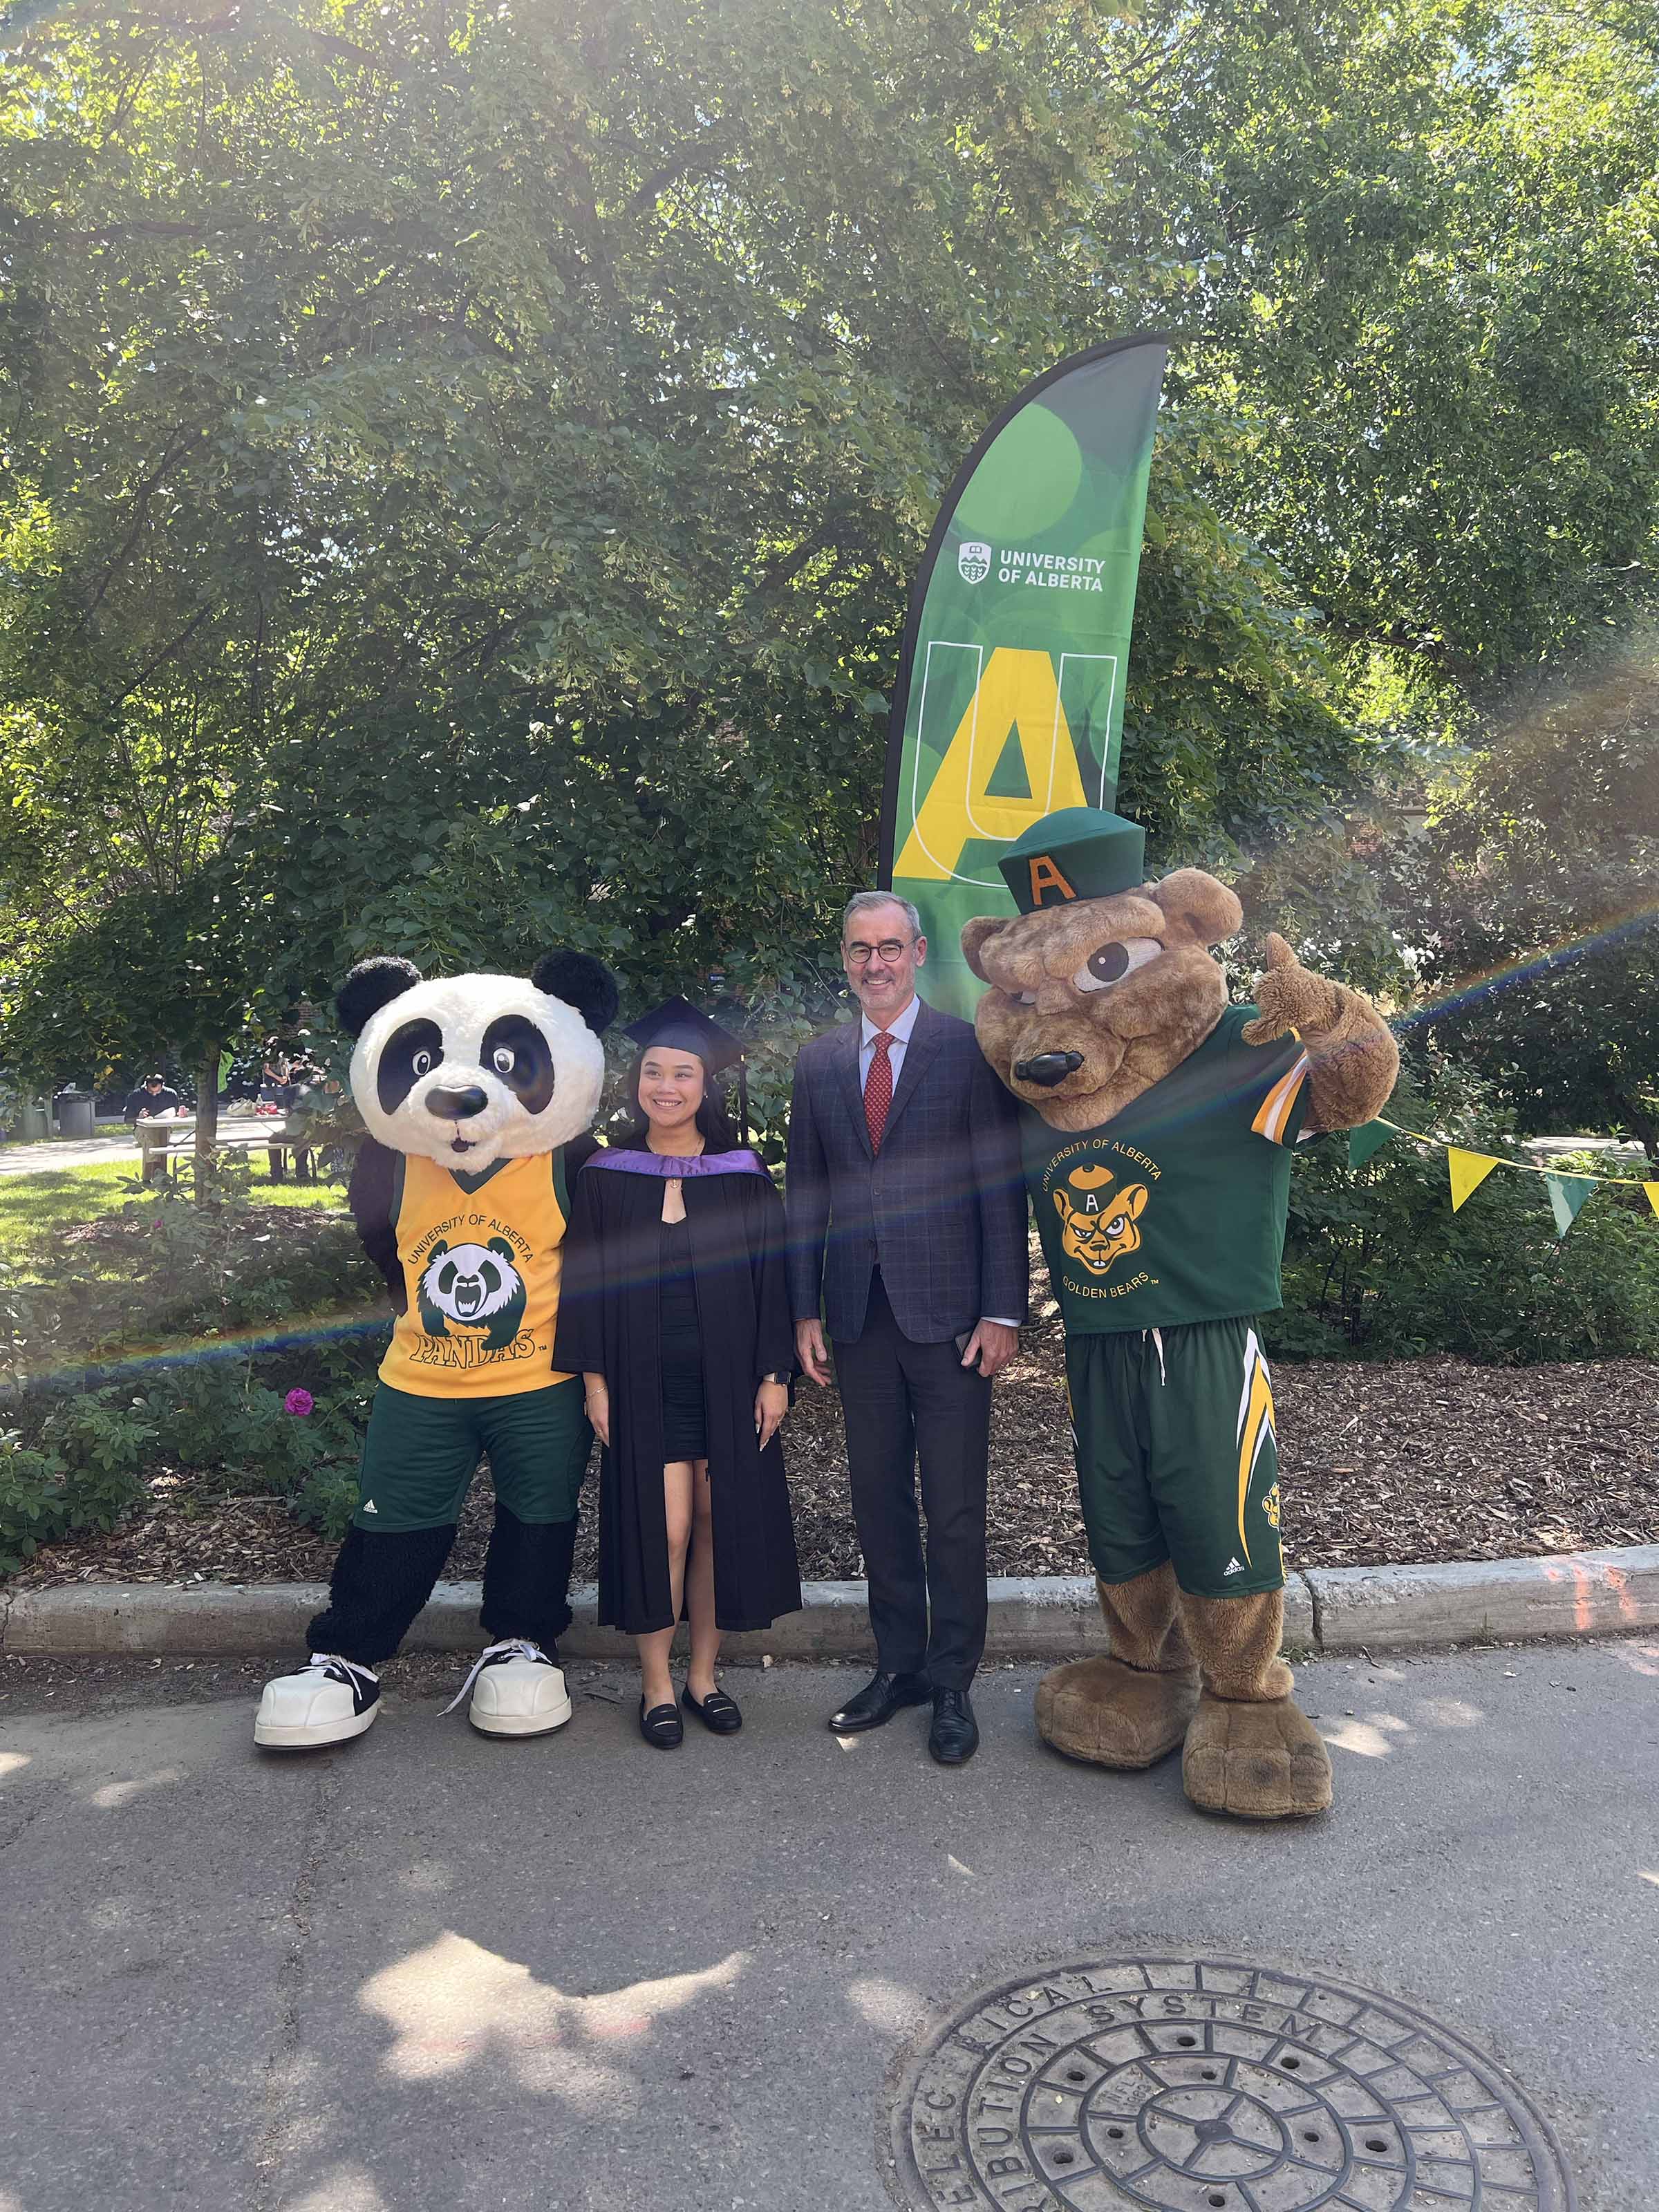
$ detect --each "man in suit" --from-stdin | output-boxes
[787,892,1028,1764]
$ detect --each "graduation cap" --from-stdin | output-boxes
[623,996,751,1136]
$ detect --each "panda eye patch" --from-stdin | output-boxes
[480,1013,555,1117]
[379,1018,446,1116]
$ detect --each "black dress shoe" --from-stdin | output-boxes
[828,1669,932,1735]
[639,1696,683,1749]
[928,1687,980,1765]
[683,1685,742,1734]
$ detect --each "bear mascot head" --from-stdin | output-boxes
[960,806,1398,1821]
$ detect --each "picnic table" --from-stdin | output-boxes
[129,1113,324,1179]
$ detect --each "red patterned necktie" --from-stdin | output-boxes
[865,1030,894,1152]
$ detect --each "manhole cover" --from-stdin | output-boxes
[886,1956,1573,2211]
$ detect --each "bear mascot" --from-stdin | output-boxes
[962,806,1398,1819]
[253,948,617,1752]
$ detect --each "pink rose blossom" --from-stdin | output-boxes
[284,1388,315,1417]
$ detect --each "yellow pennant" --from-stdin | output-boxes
[1646,1183,1659,1219]
[1447,1147,1501,1212]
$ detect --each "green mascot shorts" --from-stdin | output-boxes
[1065,1316,1285,1599]
[352,1378,592,1533]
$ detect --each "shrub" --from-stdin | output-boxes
[0,1432,146,1575]
[0,1164,384,1575]
[293,1461,362,1543]
[1280,1056,1659,1362]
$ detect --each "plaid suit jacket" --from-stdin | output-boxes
[785,997,1029,1344]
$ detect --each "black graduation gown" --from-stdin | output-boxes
[554,1152,803,1635]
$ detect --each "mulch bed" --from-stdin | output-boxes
[11,1317,1656,1592]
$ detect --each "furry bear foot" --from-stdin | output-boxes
[1181,1689,1332,1819]
[1035,1655,1201,1769]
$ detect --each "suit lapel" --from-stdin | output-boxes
[881,1000,943,1145]
[834,1019,874,1159]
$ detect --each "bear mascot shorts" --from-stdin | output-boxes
[962,807,1398,1819]
[253,948,617,1752]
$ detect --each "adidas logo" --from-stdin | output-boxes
[1223,1556,1244,1576]
[362,1498,379,1516]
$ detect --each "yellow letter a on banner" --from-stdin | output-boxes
[894,648,1089,881]
[1447,1148,1501,1212]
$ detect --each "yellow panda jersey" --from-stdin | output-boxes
[378,1148,577,1399]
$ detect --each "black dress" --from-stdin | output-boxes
[658,1215,706,1460]
[554,1149,802,1635]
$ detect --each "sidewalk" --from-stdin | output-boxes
[1,1641,1654,2211]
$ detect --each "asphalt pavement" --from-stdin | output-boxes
[1,1640,1655,2212]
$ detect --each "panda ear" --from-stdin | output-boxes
[337,956,423,1039]
[531,950,619,1035]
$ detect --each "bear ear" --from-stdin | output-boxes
[337,956,423,1038]
[960,915,1009,981]
[1149,868,1242,948]
[531,949,619,1035]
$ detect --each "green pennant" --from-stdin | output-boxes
[1545,1172,1595,1239]
[1348,1120,1396,1170]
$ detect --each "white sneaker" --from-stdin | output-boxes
[444,1639,572,1738]
[254,1654,379,1750]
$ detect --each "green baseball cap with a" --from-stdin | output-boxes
[998,806,1147,915]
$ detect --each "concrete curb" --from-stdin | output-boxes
[3,1546,1655,1660]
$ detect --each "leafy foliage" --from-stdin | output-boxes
[10,0,1652,1082]
[1280,1056,1659,1363]
[1380,646,1659,1161]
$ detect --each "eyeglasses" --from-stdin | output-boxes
[845,939,911,965]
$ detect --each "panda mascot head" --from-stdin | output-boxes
[337,948,619,1170]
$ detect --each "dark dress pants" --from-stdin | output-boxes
[832,1272,991,1689]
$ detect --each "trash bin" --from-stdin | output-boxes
[15,1097,51,1142]
[55,1089,95,1138]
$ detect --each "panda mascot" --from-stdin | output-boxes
[254,948,618,1751]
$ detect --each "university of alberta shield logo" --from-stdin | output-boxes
[957,539,991,585]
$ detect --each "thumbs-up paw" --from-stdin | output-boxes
[1242,933,1342,1044]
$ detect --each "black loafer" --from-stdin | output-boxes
[928,1687,980,1765]
[829,1669,932,1735]
[683,1685,742,1734]
[639,1696,683,1748]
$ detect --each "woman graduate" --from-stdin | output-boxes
[554,999,801,1747]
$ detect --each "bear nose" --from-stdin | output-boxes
[1014,1051,1085,1088]
[427,1085,489,1121]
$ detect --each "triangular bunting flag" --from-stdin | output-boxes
[1348,1121,1396,1170]
[1544,1172,1595,1239]
[1447,1147,1501,1212]
[1645,1183,1659,1220]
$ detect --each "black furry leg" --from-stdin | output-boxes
[480,1506,579,1650]
[306,1524,457,1667]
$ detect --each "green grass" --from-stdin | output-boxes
[0,1125,130,1149]
[0,1159,346,1267]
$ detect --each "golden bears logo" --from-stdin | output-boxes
[1052,1163,1150,1277]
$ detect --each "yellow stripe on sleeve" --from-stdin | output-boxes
[1250,1051,1311,1145]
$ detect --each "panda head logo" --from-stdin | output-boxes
[339,949,618,1167]
[957,539,992,585]
[417,1237,527,1350]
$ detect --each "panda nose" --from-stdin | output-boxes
[1015,1051,1085,1088]
[427,1085,489,1121]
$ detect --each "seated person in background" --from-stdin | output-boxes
[123,1071,180,1123]
[124,1071,181,1182]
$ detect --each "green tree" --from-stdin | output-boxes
[1385,644,1659,1163]
[4,0,1656,1094]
